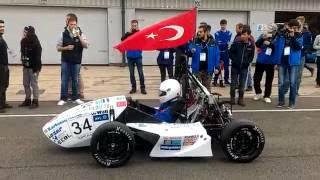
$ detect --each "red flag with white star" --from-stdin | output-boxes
[114,8,196,52]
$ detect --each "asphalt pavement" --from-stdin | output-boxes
[0,97,320,180]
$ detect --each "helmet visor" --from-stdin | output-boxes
[159,90,167,97]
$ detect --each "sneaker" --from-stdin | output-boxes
[264,97,272,103]
[19,99,31,107]
[30,99,39,109]
[224,81,231,85]
[230,98,236,105]
[74,99,84,105]
[238,99,246,107]
[0,108,5,113]
[245,86,253,92]
[219,80,225,87]
[253,94,262,101]
[4,104,13,108]
[311,69,314,77]
[57,100,67,106]
[276,103,285,108]
[212,81,217,87]
[141,89,147,95]
[288,105,295,109]
[129,89,136,94]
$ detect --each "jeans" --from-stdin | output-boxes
[214,51,230,83]
[60,61,80,101]
[246,64,253,88]
[159,64,173,82]
[0,65,9,108]
[23,67,39,100]
[278,64,299,106]
[127,58,145,90]
[253,63,275,98]
[230,66,248,99]
[317,56,320,85]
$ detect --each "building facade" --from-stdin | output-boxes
[0,0,319,65]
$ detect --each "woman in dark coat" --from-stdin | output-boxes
[19,26,42,108]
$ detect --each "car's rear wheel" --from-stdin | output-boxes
[90,122,135,167]
[221,120,265,162]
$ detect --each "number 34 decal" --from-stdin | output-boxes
[71,118,93,135]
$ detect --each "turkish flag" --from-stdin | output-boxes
[114,8,196,52]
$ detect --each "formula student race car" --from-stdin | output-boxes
[42,70,265,168]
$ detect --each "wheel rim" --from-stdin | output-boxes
[96,130,130,162]
[229,127,260,157]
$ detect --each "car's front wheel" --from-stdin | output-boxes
[221,120,265,163]
[90,122,135,167]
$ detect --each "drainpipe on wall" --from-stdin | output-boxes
[121,0,126,67]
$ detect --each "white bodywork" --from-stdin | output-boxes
[43,96,213,157]
[127,122,213,157]
[42,96,128,148]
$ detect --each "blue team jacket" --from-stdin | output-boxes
[273,34,303,66]
[190,39,220,74]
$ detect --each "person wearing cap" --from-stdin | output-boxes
[253,23,278,104]
[19,26,42,108]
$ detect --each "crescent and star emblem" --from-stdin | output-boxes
[146,25,184,41]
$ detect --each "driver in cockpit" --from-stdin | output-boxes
[154,79,185,123]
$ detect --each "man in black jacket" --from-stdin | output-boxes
[0,20,12,113]
[229,26,255,106]
[0,20,11,113]
[56,15,89,106]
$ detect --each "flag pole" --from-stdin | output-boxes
[182,0,200,122]
[194,0,200,35]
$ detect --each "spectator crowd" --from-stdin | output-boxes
[0,13,320,113]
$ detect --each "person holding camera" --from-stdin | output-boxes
[313,32,320,88]
[56,14,89,106]
[253,23,278,104]
[275,19,303,109]
[19,26,42,108]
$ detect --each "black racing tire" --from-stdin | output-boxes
[221,120,265,163]
[90,122,135,168]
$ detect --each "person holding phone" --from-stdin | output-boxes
[56,14,89,106]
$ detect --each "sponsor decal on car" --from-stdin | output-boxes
[91,110,108,116]
[57,134,72,145]
[46,119,67,132]
[93,113,109,122]
[95,98,106,105]
[183,135,198,146]
[116,96,125,101]
[48,127,62,139]
[116,101,127,107]
[160,137,182,150]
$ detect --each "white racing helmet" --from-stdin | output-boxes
[158,79,181,104]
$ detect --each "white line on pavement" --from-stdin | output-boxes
[233,109,320,113]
